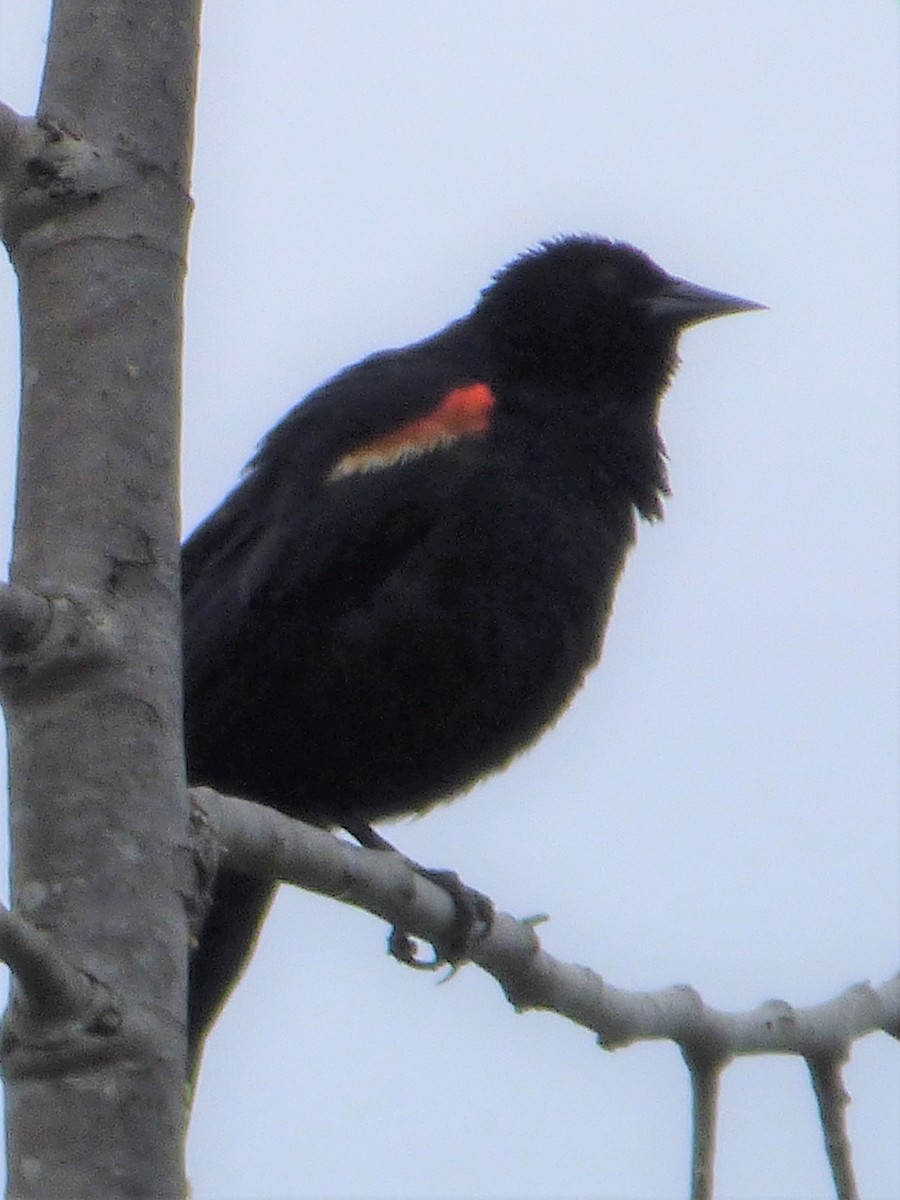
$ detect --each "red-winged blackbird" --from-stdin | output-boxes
[184,235,761,1070]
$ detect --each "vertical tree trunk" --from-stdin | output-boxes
[2,1,200,1194]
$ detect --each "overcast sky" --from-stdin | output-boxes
[1,3,898,1198]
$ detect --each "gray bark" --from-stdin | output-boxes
[0,1,201,1195]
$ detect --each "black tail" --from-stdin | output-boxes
[188,869,277,1081]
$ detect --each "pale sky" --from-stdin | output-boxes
[1,3,898,1197]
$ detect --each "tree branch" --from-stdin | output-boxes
[684,1053,724,1200]
[0,902,97,1023]
[193,786,900,1057]
[3,2,201,1193]
[808,1055,860,1200]
[194,785,898,1200]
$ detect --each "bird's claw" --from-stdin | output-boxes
[387,868,493,972]
[387,927,443,970]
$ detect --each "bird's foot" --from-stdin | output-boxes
[343,819,493,971]
[387,868,493,971]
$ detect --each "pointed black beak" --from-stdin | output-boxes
[646,276,766,327]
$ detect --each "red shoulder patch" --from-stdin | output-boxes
[328,383,495,481]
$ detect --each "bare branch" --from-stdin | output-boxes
[0,901,103,1024]
[808,1056,860,1200]
[193,785,900,1061]
[683,1053,724,1200]
[192,785,464,937]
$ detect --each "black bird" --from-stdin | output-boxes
[183,235,761,1072]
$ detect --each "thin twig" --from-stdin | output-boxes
[807,1056,860,1200]
[683,1052,725,1200]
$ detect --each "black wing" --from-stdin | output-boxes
[182,324,491,696]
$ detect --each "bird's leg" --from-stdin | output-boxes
[342,818,493,970]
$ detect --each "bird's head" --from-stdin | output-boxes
[476,235,763,392]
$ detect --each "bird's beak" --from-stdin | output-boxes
[647,276,766,327]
